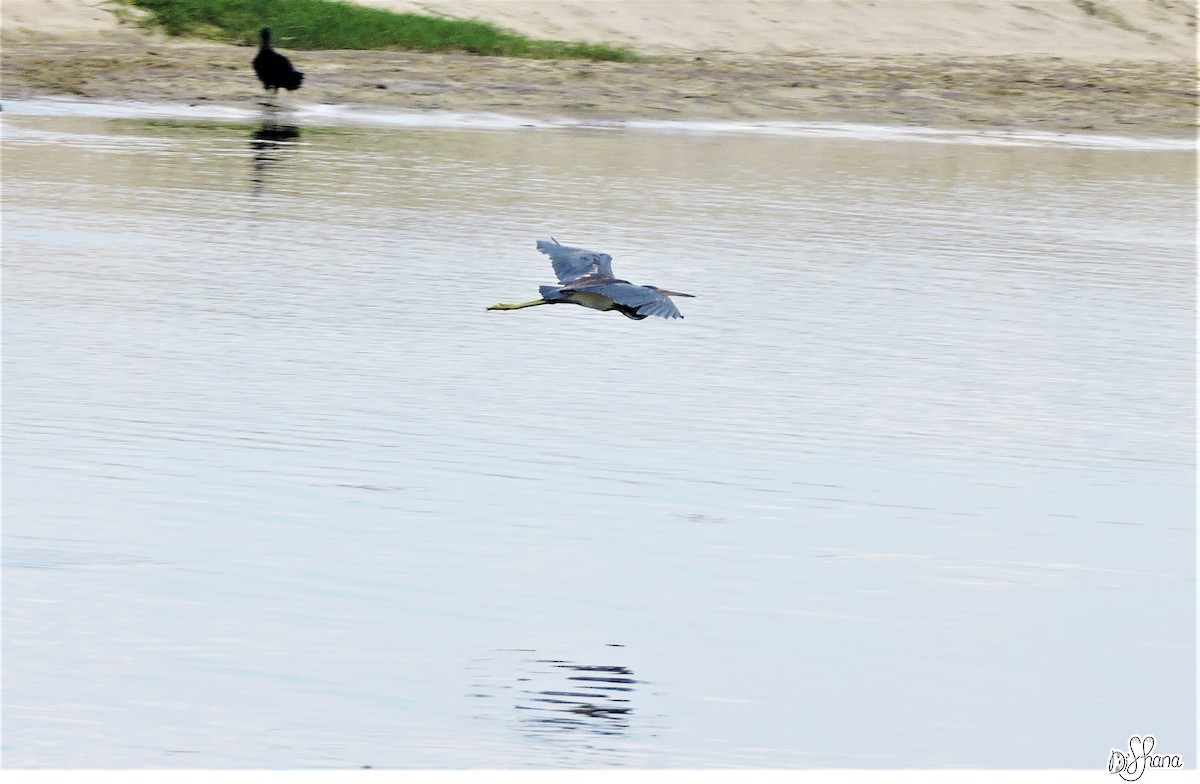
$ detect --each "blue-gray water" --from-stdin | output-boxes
[2,101,1195,769]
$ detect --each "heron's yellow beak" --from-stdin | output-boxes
[661,290,695,298]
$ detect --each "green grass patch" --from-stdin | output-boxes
[123,0,639,61]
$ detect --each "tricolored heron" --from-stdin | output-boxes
[488,239,695,320]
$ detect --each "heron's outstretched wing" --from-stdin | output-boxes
[572,282,685,319]
[536,239,615,284]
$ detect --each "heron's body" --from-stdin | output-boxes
[253,28,304,96]
[489,239,694,320]
[548,288,626,315]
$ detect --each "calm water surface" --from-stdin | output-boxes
[2,102,1195,769]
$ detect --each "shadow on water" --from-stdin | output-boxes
[516,660,637,738]
[250,116,301,196]
[468,647,652,764]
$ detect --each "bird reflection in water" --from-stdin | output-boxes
[249,118,301,196]
[468,647,655,764]
[512,657,637,739]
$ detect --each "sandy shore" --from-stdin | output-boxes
[2,1,1196,138]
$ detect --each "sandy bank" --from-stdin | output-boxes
[355,0,1197,61]
[2,0,1196,138]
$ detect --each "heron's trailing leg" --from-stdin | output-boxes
[487,298,551,311]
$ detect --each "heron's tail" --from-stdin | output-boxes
[538,285,564,300]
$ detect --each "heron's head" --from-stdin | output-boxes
[646,285,695,298]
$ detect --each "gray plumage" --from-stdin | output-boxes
[538,281,685,319]
[488,239,694,320]
[537,239,615,283]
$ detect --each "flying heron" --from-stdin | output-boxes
[253,28,304,99]
[488,239,695,320]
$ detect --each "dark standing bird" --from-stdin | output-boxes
[252,28,304,99]
[488,239,695,320]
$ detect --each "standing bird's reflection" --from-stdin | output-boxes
[250,120,301,196]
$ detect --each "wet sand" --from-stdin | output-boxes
[3,39,1195,138]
